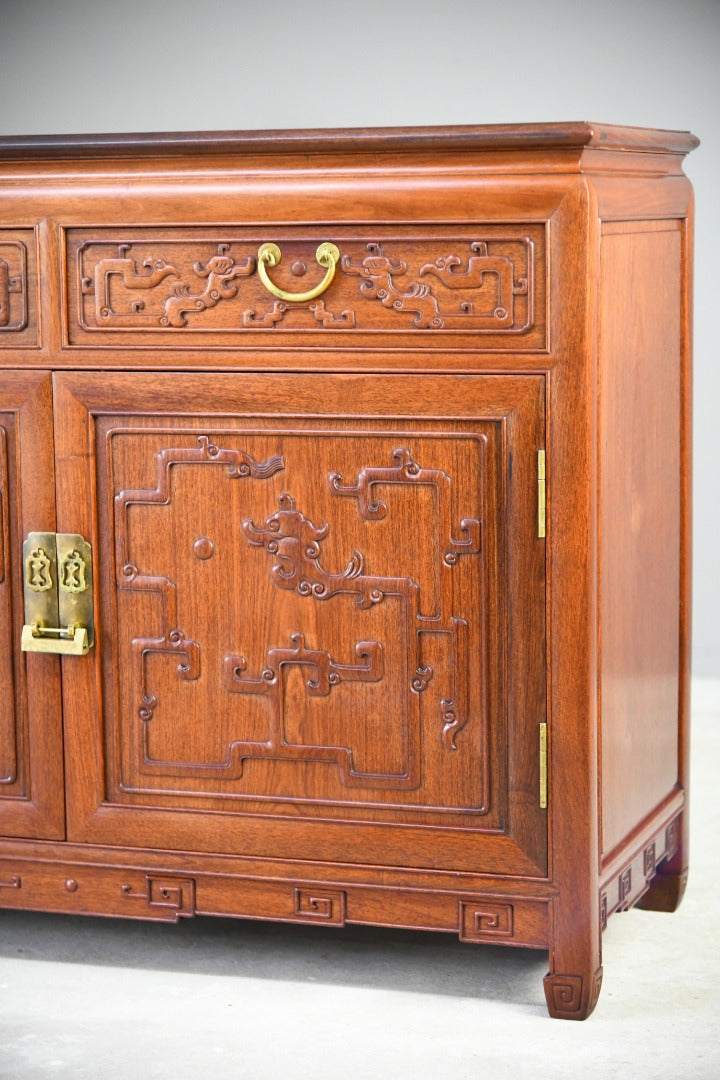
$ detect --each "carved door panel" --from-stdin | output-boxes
[56,370,546,875]
[0,373,65,839]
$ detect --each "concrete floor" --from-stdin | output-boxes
[1,688,718,1080]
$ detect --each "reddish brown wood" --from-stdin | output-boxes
[0,122,696,1020]
[53,370,545,876]
[0,372,64,838]
[0,121,699,159]
[599,221,683,857]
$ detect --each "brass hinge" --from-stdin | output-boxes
[537,450,546,538]
[539,721,548,809]
[21,532,94,655]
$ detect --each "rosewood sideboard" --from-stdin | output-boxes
[0,122,696,1019]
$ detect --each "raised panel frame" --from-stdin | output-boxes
[0,371,64,838]
[54,368,547,877]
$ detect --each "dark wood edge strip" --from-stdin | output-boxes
[0,122,700,161]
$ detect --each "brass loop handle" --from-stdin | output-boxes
[257,242,340,303]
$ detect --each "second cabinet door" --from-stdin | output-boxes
[0,372,64,840]
[55,370,546,876]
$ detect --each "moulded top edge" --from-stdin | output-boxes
[0,121,700,162]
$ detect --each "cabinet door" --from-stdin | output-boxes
[55,370,546,876]
[0,373,64,839]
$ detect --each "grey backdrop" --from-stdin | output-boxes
[1,0,717,677]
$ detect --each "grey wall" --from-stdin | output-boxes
[1,0,718,676]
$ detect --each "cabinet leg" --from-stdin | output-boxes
[638,841,688,913]
[544,897,603,1020]
[543,966,603,1021]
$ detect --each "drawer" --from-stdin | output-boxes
[64,224,547,350]
[0,228,38,347]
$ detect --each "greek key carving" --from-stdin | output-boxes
[601,815,685,930]
[121,876,196,920]
[544,969,603,1018]
[460,900,514,941]
[294,888,346,925]
[665,819,680,858]
[643,842,656,878]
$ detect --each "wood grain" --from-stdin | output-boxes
[0,372,64,838]
[0,122,697,1019]
[599,222,682,859]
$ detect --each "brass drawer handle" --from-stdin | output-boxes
[257,242,340,302]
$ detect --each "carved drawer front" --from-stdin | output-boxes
[0,229,37,347]
[65,225,546,350]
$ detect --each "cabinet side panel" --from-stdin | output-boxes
[599,222,682,857]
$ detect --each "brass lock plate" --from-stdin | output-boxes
[22,532,94,654]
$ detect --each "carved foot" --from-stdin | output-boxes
[543,967,603,1020]
[638,867,688,913]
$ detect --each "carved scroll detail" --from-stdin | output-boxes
[243,492,409,609]
[329,448,480,567]
[0,243,28,332]
[116,435,285,555]
[243,298,355,328]
[342,239,533,330]
[161,252,255,327]
[246,458,479,754]
[81,243,254,328]
[220,633,396,786]
[115,436,285,747]
[114,432,487,802]
[72,231,539,339]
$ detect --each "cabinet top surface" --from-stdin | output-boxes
[0,121,699,161]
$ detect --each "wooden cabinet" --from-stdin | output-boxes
[0,123,696,1019]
